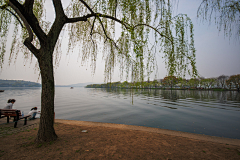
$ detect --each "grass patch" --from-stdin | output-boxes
[21,142,34,147]
[37,144,42,148]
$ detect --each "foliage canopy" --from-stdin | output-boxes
[0,0,197,81]
[197,0,240,41]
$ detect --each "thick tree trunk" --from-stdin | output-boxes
[36,47,57,142]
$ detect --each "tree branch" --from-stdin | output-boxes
[66,14,94,23]
[47,0,67,51]
[90,17,97,36]
[133,23,174,45]
[98,13,130,29]
[65,2,129,28]
[23,0,34,14]
[24,39,39,55]
[52,0,66,19]
[9,0,47,42]
[8,1,39,55]
[78,0,94,14]
[97,17,120,51]
[68,13,120,24]
[5,8,24,28]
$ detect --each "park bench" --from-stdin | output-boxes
[0,109,31,128]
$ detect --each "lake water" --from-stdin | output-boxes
[1,87,240,139]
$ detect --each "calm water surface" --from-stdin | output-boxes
[0,87,239,139]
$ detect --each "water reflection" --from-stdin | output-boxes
[96,88,240,110]
[86,88,240,139]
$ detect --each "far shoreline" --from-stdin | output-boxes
[84,87,239,92]
[0,86,239,92]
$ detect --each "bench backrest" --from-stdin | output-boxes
[0,109,21,117]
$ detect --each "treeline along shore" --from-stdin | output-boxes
[85,74,240,91]
[0,79,41,87]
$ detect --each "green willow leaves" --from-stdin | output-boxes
[198,0,240,41]
[0,0,197,82]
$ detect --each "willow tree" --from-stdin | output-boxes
[197,0,240,40]
[0,0,197,142]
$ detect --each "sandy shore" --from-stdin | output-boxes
[55,119,240,146]
[1,118,240,159]
[1,117,239,146]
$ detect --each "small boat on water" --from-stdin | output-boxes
[0,90,4,92]
[70,87,74,89]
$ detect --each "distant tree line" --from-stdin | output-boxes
[0,79,41,87]
[85,74,240,90]
[101,87,240,102]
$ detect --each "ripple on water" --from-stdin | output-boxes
[1,87,240,139]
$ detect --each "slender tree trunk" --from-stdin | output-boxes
[36,47,57,142]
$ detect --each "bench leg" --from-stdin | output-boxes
[7,116,9,123]
[14,117,18,128]
[14,121,17,128]
[24,117,27,125]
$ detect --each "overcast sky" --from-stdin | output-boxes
[0,0,239,85]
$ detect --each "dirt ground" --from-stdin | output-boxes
[0,119,240,160]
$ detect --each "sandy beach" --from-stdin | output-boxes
[0,118,240,159]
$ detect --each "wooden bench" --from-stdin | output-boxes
[0,109,31,128]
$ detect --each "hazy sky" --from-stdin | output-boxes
[0,0,239,85]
